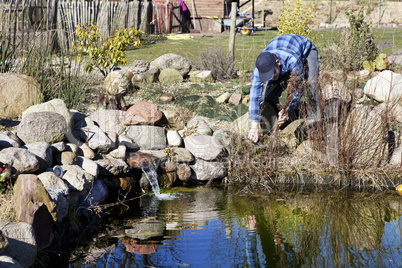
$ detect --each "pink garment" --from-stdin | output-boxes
[177,0,187,15]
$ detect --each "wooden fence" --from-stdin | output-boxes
[0,0,153,53]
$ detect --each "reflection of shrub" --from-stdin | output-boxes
[189,45,237,81]
[277,0,316,41]
[325,8,378,71]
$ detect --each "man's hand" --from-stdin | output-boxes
[277,109,287,127]
[248,122,260,143]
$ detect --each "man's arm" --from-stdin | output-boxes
[248,67,264,143]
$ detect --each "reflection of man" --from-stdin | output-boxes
[248,34,320,143]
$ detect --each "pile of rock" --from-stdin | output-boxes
[0,95,233,266]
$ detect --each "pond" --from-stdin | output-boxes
[70,187,402,267]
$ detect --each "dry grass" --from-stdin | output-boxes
[0,191,16,222]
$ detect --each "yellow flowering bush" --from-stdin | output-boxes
[277,0,316,41]
[72,23,142,77]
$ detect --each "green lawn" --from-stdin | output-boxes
[125,28,402,74]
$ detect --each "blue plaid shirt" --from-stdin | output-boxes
[249,34,312,122]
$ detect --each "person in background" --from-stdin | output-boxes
[247,34,320,143]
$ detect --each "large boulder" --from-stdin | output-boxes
[0,73,41,119]
[149,53,191,77]
[17,112,67,145]
[364,70,402,103]
[21,98,73,132]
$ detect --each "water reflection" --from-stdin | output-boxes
[72,188,402,268]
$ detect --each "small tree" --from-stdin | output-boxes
[277,0,316,41]
[72,23,142,77]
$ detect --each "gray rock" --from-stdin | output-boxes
[22,98,73,132]
[177,163,191,181]
[17,112,67,145]
[75,125,113,153]
[55,151,77,165]
[0,222,37,267]
[104,70,132,95]
[160,108,186,130]
[95,156,130,176]
[124,59,150,74]
[171,148,194,163]
[149,53,191,77]
[0,131,21,149]
[212,129,234,151]
[65,143,79,154]
[108,145,127,159]
[158,68,183,84]
[50,141,66,154]
[142,68,160,84]
[190,158,228,181]
[22,142,53,173]
[82,179,108,207]
[44,187,69,223]
[60,165,95,192]
[0,148,39,173]
[216,92,231,103]
[37,171,69,196]
[76,156,99,177]
[166,130,182,147]
[118,134,140,151]
[228,93,242,105]
[106,131,119,150]
[364,70,402,103]
[125,125,167,150]
[184,135,227,161]
[0,73,41,119]
[0,255,24,268]
[125,218,165,240]
[189,70,215,83]
[89,109,126,135]
[70,109,86,126]
[187,117,213,136]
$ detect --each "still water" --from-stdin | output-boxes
[72,187,402,267]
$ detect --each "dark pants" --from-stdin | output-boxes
[260,45,320,129]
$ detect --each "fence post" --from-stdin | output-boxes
[51,0,59,52]
[228,1,236,59]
